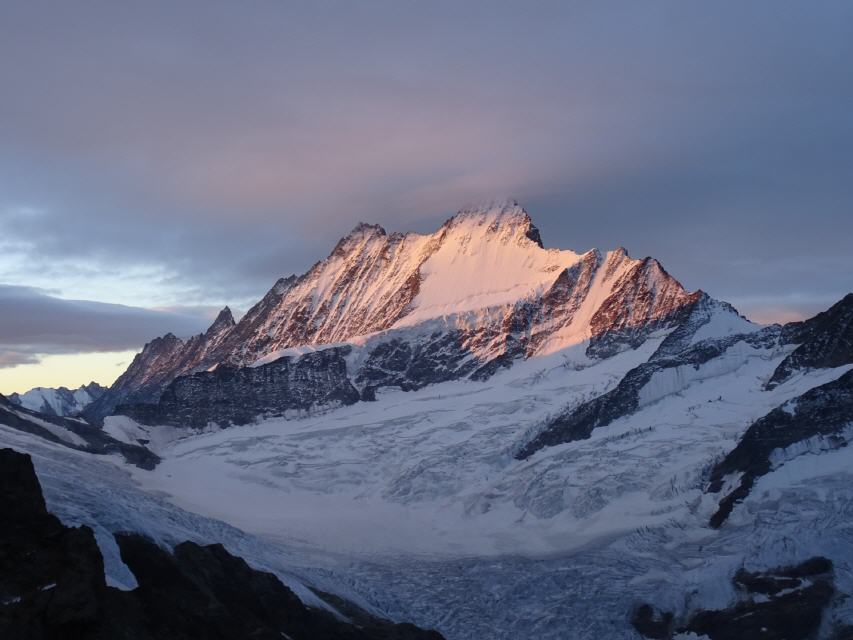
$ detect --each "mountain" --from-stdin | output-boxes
[83,308,235,423]
[4,201,853,639]
[9,382,106,418]
[87,201,751,424]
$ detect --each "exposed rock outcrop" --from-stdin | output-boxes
[585,254,703,360]
[118,347,360,428]
[83,307,236,424]
[516,305,767,459]
[767,293,853,388]
[632,557,836,640]
[517,294,853,460]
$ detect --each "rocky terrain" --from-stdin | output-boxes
[83,308,236,423]
[519,293,853,459]
[708,366,853,528]
[119,347,360,428]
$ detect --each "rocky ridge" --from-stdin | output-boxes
[708,366,853,528]
[119,347,361,428]
[87,202,741,425]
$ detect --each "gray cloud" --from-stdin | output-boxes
[0,351,40,369]
[0,285,214,366]
[0,1,851,321]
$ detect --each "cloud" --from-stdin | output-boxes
[0,285,214,366]
[0,350,40,369]
[0,1,851,320]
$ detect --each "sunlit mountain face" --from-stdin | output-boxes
[2,2,853,639]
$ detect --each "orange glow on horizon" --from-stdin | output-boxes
[0,350,137,396]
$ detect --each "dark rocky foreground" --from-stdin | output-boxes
[632,557,840,640]
[0,448,444,640]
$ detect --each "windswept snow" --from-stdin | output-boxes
[133,340,660,556]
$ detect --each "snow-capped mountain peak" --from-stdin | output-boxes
[206,305,236,337]
[86,203,755,422]
[438,200,544,247]
[9,382,107,417]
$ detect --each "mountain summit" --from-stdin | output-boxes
[86,203,752,422]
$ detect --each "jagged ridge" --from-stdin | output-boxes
[9,382,106,418]
[89,201,737,424]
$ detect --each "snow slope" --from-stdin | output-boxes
[395,205,581,326]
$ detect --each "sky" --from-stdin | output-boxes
[1,1,852,393]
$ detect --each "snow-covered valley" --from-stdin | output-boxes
[4,324,852,638]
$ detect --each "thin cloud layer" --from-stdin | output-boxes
[0,285,213,367]
[0,1,851,325]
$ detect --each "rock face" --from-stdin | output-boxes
[8,382,107,417]
[119,348,360,428]
[83,308,236,424]
[0,448,109,640]
[707,366,853,528]
[0,394,158,469]
[0,448,445,640]
[632,557,836,640]
[768,293,853,388]
[584,252,704,360]
[92,201,735,425]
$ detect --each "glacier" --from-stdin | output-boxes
[4,331,852,638]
